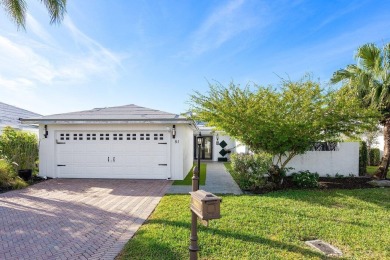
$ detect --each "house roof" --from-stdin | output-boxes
[21,104,192,125]
[0,102,41,130]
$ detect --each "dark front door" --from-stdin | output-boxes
[194,136,213,160]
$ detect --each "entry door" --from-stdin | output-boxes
[194,136,213,160]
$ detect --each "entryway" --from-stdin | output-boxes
[194,136,213,160]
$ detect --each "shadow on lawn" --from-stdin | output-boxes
[148,219,334,259]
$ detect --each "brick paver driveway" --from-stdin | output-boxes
[0,179,172,260]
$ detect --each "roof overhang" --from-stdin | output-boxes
[21,118,198,128]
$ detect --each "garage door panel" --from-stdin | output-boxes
[110,166,168,179]
[56,131,170,179]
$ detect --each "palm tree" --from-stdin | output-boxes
[1,0,66,29]
[331,43,390,179]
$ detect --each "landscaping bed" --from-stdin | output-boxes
[248,176,376,194]
[0,175,47,194]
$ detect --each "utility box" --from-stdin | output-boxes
[190,190,222,220]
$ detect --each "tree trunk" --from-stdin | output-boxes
[374,119,390,179]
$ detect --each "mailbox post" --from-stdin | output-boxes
[189,134,222,260]
[189,135,202,259]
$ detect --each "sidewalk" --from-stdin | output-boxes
[167,162,242,195]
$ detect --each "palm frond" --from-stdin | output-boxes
[40,0,66,24]
[1,0,27,29]
[355,43,381,72]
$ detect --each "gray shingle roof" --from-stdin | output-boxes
[21,104,188,123]
[0,102,41,129]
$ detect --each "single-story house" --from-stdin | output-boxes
[22,104,196,180]
[0,101,41,135]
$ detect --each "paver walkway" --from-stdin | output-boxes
[168,162,242,194]
[0,179,172,260]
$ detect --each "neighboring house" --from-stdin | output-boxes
[22,104,196,180]
[0,102,41,135]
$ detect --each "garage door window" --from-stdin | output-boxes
[86,134,97,141]
[58,132,165,142]
[113,133,123,141]
[73,133,83,141]
[59,133,70,140]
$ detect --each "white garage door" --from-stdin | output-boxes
[56,131,170,179]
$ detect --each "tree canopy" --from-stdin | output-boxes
[331,42,390,178]
[190,76,379,168]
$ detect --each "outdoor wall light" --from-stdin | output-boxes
[44,125,48,138]
[216,133,219,145]
[172,125,176,139]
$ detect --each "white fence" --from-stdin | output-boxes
[282,142,359,177]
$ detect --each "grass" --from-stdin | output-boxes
[118,189,390,259]
[366,165,389,177]
[173,163,207,185]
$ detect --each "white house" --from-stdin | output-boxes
[194,123,236,162]
[0,101,41,135]
[22,104,196,180]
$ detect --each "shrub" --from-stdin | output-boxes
[369,148,380,166]
[291,170,319,188]
[231,153,272,190]
[359,141,367,176]
[0,127,38,170]
[0,159,28,190]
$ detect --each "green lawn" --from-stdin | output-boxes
[119,189,390,259]
[172,163,207,185]
[366,166,389,177]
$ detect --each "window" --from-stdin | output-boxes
[154,133,158,140]
[160,133,164,140]
[127,133,131,140]
[132,133,136,140]
[146,133,150,140]
[140,133,144,140]
[100,133,104,140]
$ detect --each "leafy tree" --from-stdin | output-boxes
[189,76,378,170]
[331,43,390,179]
[0,0,66,29]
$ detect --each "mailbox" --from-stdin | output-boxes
[190,190,222,220]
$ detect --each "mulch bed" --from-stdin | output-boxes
[0,176,48,194]
[250,176,377,194]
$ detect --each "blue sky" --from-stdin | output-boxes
[1,0,390,115]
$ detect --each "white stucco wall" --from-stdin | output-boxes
[282,142,359,177]
[178,124,194,177]
[38,123,193,180]
[197,126,236,161]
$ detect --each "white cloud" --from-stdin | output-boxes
[187,0,264,56]
[0,15,125,92]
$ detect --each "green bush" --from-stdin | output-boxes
[359,141,367,176]
[369,148,380,166]
[0,127,38,170]
[0,159,28,190]
[231,153,272,191]
[291,170,319,188]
